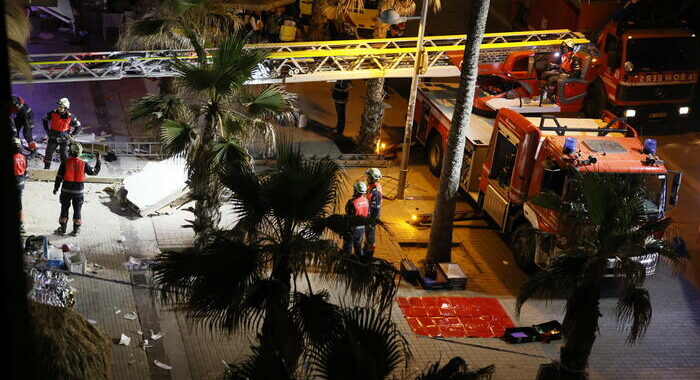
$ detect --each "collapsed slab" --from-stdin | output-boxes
[122,158,188,216]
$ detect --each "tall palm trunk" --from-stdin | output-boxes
[556,261,604,379]
[426,0,490,263]
[358,0,391,151]
[310,0,329,41]
[191,114,222,249]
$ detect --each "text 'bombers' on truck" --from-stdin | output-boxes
[414,82,682,276]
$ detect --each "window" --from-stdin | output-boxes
[541,159,566,197]
[605,34,620,69]
[489,132,518,188]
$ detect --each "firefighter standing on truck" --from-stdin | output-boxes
[344,181,369,256]
[43,98,81,169]
[10,95,38,158]
[13,138,27,234]
[363,168,383,257]
[541,39,581,103]
[53,142,101,236]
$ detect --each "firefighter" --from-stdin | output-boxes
[344,181,369,256]
[363,168,383,257]
[43,98,82,169]
[10,95,37,158]
[13,138,27,234]
[53,142,101,236]
[541,39,582,103]
[332,80,351,135]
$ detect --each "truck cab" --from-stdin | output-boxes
[593,24,698,121]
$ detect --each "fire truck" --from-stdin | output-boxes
[473,0,698,124]
[414,82,682,274]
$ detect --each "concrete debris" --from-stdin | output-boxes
[123,256,156,271]
[154,360,172,370]
[122,158,189,216]
[87,319,97,324]
[142,339,152,350]
[117,236,126,243]
[118,333,131,346]
[114,309,122,315]
[123,312,137,321]
[150,330,162,340]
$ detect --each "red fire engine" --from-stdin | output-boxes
[414,82,682,274]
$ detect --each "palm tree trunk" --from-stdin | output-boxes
[556,263,604,379]
[358,0,392,151]
[191,115,222,249]
[426,0,490,263]
[309,0,329,41]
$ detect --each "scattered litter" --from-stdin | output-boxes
[142,339,152,350]
[123,256,157,271]
[117,236,127,243]
[502,260,509,265]
[150,330,162,340]
[154,360,172,370]
[127,360,136,365]
[118,333,131,346]
[123,312,138,321]
[115,309,122,315]
[136,329,143,335]
[87,319,97,324]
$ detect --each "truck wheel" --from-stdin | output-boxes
[510,224,537,274]
[584,81,605,118]
[426,134,443,177]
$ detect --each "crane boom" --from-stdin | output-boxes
[15,30,588,84]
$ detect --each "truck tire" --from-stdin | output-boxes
[426,133,443,177]
[584,80,605,119]
[510,224,537,274]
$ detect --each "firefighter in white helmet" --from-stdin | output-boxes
[541,38,582,103]
[344,181,370,256]
[43,98,82,169]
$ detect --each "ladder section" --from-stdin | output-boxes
[16,30,588,84]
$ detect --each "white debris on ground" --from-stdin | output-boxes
[122,158,188,216]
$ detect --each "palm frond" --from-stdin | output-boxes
[224,342,295,380]
[238,85,297,122]
[529,192,567,214]
[218,157,270,236]
[615,285,652,343]
[152,235,268,332]
[290,291,343,345]
[129,94,187,130]
[161,119,196,157]
[308,307,410,380]
[416,357,495,380]
[238,278,290,331]
[516,253,589,317]
[212,138,249,168]
[314,252,399,311]
[118,17,190,50]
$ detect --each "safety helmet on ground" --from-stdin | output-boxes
[353,181,368,194]
[57,98,70,109]
[69,142,83,157]
[561,39,576,50]
[366,168,382,181]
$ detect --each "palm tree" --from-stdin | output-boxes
[416,357,494,380]
[357,0,416,151]
[426,0,490,263]
[516,173,686,379]
[118,0,241,94]
[153,143,399,369]
[131,31,295,247]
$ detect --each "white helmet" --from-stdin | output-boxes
[366,168,382,181]
[353,181,368,194]
[562,38,576,50]
[57,98,70,109]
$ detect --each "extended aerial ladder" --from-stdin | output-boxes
[15,29,589,84]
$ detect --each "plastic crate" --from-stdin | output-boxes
[400,259,421,285]
[63,251,87,274]
[46,246,64,269]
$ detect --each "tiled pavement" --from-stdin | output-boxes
[22,160,700,379]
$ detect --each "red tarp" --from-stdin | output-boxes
[397,297,515,338]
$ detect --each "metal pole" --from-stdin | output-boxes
[396,0,430,199]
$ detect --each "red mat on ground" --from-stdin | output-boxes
[397,297,515,338]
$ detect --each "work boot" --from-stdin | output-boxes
[71,224,81,236]
[54,223,67,235]
[19,222,25,235]
[44,161,51,170]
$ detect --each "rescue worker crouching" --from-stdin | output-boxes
[541,39,582,103]
[10,95,38,157]
[53,142,101,236]
[344,181,369,256]
[43,98,82,169]
[13,138,28,234]
[363,168,383,257]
